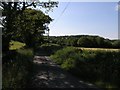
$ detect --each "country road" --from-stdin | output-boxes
[28,55,101,89]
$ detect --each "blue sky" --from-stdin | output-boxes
[48,2,118,40]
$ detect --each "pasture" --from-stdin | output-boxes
[9,41,25,50]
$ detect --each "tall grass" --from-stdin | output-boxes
[3,48,34,89]
[50,47,120,88]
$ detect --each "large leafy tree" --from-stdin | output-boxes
[0,1,58,52]
[77,37,91,47]
[14,8,52,48]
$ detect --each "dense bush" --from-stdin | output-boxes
[3,48,34,89]
[50,47,80,65]
[80,50,120,83]
[50,47,120,88]
[35,43,63,56]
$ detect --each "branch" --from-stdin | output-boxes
[0,2,7,8]
[22,2,34,11]
[13,2,18,10]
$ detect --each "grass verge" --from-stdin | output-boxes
[3,48,34,89]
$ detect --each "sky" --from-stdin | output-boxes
[47,2,119,40]
[0,1,119,40]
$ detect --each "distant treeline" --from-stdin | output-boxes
[48,35,120,49]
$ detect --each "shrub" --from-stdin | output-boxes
[50,47,120,88]
[61,58,76,70]
[35,43,62,56]
[50,47,79,64]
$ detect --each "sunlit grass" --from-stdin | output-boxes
[77,47,119,51]
[9,41,25,50]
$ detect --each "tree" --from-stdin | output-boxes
[104,39,112,48]
[77,37,91,47]
[95,37,105,48]
[65,37,78,46]
[0,1,58,52]
[112,40,120,48]
[14,8,52,48]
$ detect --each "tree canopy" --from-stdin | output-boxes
[0,1,58,52]
[14,8,52,48]
[48,35,120,49]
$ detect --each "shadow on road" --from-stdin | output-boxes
[28,56,101,89]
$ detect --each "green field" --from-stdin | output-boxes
[9,41,25,50]
[77,47,119,51]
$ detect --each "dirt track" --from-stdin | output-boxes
[29,56,101,89]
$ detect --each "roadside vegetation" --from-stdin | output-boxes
[50,47,120,89]
[4,39,120,89]
[3,48,34,89]
[34,43,62,56]
[1,1,58,89]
